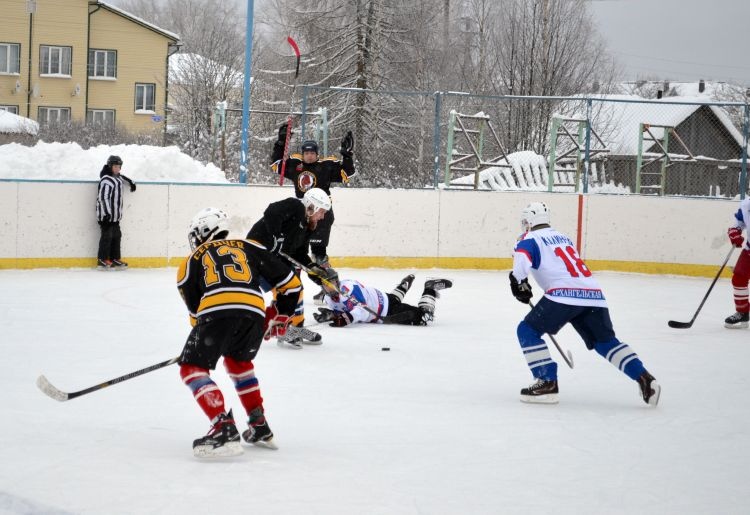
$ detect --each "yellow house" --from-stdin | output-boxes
[0,0,180,134]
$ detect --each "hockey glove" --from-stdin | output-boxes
[340,131,354,157]
[509,271,533,304]
[264,314,292,340]
[330,312,353,327]
[277,123,291,142]
[728,227,744,248]
[314,308,334,323]
[309,265,338,287]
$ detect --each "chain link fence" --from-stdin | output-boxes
[90,86,746,198]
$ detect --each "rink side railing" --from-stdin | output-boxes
[0,181,737,278]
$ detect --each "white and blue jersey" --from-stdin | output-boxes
[513,227,607,308]
[731,197,750,251]
[324,279,389,324]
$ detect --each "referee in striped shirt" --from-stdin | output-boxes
[95,155,136,270]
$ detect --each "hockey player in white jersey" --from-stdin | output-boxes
[725,197,750,328]
[314,275,452,326]
[509,201,660,406]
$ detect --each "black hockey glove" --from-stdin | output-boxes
[509,271,533,304]
[128,180,136,192]
[340,131,354,157]
[330,312,353,327]
[277,123,291,142]
[314,308,334,323]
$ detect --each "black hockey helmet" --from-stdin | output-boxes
[107,155,123,166]
[300,140,319,154]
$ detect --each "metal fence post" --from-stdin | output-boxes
[444,109,456,186]
[583,97,592,194]
[432,91,442,189]
[300,85,309,142]
[742,102,749,199]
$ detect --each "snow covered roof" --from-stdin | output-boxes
[0,111,38,135]
[581,94,743,155]
[96,2,180,42]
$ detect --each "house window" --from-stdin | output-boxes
[0,43,21,74]
[135,83,155,112]
[38,107,70,124]
[87,109,115,126]
[40,45,72,76]
[88,49,117,78]
[0,105,19,114]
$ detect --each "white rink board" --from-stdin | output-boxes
[0,180,738,269]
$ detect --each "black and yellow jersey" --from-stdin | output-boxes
[270,148,356,199]
[177,238,301,324]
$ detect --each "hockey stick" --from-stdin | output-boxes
[36,356,180,402]
[277,250,406,324]
[528,301,574,369]
[668,246,735,329]
[279,36,301,186]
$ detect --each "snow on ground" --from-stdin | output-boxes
[2,267,749,514]
[0,141,228,183]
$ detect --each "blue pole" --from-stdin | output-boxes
[239,0,255,184]
[741,102,749,199]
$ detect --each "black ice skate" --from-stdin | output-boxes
[424,278,453,293]
[391,274,415,302]
[111,259,128,270]
[192,410,243,458]
[520,378,559,404]
[242,407,278,449]
[637,371,661,406]
[96,259,112,270]
[724,311,749,329]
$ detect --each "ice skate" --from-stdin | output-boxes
[242,407,278,449]
[276,333,303,349]
[724,311,749,329]
[192,410,243,458]
[424,278,453,295]
[391,274,415,302]
[520,378,559,404]
[285,325,322,345]
[313,289,326,306]
[637,371,661,406]
[96,259,112,270]
[111,259,128,270]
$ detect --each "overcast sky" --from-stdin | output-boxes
[111,0,750,86]
[589,0,750,85]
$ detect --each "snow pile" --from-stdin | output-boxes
[0,111,38,135]
[0,141,228,182]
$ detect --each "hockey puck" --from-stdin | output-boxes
[381,347,390,351]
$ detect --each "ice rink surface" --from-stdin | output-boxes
[2,267,749,515]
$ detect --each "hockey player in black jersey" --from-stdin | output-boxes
[177,207,302,458]
[246,188,339,348]
[271,124,356,302]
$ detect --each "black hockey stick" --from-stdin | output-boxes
[668,246,735,329]
[277,251,410,324]
[528,301,574,369]
[36,356,180,402]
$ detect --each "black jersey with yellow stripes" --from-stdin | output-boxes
[271,152,356,199]
[177,238,302,324]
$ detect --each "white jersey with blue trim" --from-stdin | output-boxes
[512,226,607,308]
[324,279,389,324]
[731,197,750,251]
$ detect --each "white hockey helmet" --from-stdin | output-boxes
[188,207,230,250]
[302,188,332,213]
[521,201,550,231]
